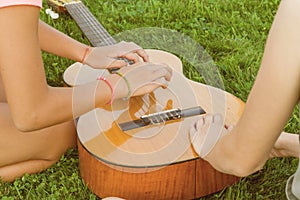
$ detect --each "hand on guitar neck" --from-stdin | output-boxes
[82,41,149,70]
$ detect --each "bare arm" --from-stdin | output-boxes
[38,20,150,69]
[0,6,172,132]
[38,20,88,62]
[204,0,300,177]
[0,6,112,131]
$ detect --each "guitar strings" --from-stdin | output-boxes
[66,3,114,46]
[78,3,114,45]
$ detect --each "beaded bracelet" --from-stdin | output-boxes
[81,46,90,63]
[115,71,131,100]
[97,76,115,105]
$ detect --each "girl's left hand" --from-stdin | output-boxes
[82,41,149,69]
[189,114,233,159]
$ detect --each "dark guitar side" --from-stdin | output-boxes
[78,141,240,200]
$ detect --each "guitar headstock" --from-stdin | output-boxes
[46,0,81,12]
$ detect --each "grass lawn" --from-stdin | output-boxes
[1,0,299,199]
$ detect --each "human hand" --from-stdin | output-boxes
[269,132,299,158]
[82,41,149,69]
[108,62,172,100]
[189,114,233,159]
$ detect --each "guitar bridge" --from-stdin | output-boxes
[119,106,206,131]
[140,108,182,125]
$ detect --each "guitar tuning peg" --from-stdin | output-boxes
[45,8,59,19]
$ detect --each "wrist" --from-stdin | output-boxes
[80,46,91,63]
[94,77,114,107]
[114,71,131,100]
[107,74,129,100]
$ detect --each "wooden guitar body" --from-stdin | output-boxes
[64,49,244,199]
[47,0,244,198]
[78,142,238,200]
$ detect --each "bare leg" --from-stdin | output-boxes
[0,103,77,182]
[270,131,299,158]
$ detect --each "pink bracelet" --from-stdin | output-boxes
[81,46,90,63]
[97,76,115,105]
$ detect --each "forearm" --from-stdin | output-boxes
[17,81,111,131]
[204,0,300,176]
[38,20,88,62]
[205,127,269,177]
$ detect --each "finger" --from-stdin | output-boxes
[190,120,198,133]
[115,41,143,55]
[135,49,149,62]
[131,79,169,96]
[189,120,206,155]
[107,59,128,69]
[196,116,205,129]
[189,121,198,140]
[152,63,173,75]
[130,83,158,97]
[134,78,168,91]
[119,52,140,64]
[153,67,173,81]
[114,42,150,62]
[203,114,214,124]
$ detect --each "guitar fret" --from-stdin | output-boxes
[65,2,116,46]
[77,3,112,43]
[77,3,114,44]
[68,3,105,44]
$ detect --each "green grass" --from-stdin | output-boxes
[1,0,299,199]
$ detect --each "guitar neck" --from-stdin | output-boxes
[65,1,116,47]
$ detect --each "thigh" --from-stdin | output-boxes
[0,103,77,167]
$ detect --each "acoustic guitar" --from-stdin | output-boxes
[47,0,245,199]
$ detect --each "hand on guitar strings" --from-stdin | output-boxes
[189,114,233,158]
[82,41,149,69]
[190,115,300,161]
[107,62,173,100]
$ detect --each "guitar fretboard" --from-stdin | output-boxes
[65,2,116,46]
